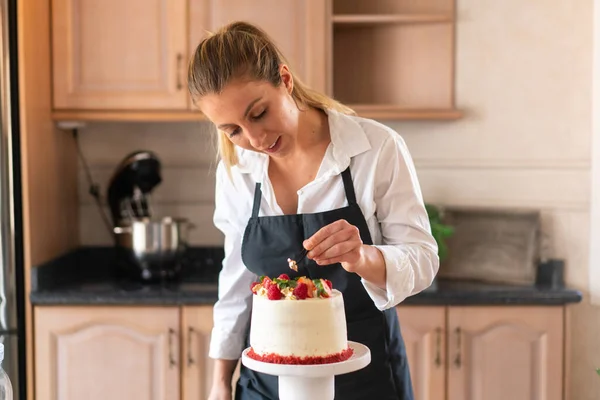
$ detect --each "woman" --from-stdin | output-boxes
[188,21,439,400]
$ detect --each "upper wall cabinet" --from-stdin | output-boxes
[189,0,328,95]
[51,0,189,112]
[51,0,461,122]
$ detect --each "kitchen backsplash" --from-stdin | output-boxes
[76,116,591,288]
[77,120,225,246]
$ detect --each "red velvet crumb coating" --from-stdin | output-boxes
[247,347,354,365]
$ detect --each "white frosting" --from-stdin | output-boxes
[249,289,348,358]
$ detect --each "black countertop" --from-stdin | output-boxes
[30,247,583,306]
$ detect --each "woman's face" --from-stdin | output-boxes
[198,66,300,158]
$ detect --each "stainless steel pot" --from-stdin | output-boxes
[113,217,194,281]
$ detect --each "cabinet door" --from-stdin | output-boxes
[189,0,328,97]
[182,306,241,400]
[396,306,446,400]
[447,306,564,400]
[52,0,188,110]
[34,306,180,400]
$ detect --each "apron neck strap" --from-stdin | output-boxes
[251,182,262,218]
[341,167,358,206]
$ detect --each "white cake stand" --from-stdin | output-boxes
[241,341,370,400]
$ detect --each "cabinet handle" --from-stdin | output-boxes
[434,327,442,367]
[454,327,462,368]
[176,53,184,90]
[168,328,177,368]
[187,326,196,367]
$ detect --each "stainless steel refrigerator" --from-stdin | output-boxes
[0,0,27,399]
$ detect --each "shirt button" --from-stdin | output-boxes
[297,190,303,195]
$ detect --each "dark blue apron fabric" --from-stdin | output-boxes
[235,166,414,400]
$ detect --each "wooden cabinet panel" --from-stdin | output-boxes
[181,306,240,399]
[181,306,214,400]
[397,306,446,400]
[447,306,564,400]
[34,306,180,400]
[189,0,328,95]
[52,0,189,110]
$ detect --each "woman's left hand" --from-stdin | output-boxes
[303,219,364,271]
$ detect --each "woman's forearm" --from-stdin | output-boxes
[212,359,238,387]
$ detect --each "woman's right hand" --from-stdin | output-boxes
[207,383,232,400]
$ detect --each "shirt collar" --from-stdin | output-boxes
[235,108,372,177]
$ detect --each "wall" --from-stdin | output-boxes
[76,0,598,398]
[590,0,600,307]
[391,1,598,398]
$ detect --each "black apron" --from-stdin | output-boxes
[236,166,414,400]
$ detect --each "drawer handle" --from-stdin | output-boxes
[434,327,442,367]
[168,328,177,368]
[187,326,196,367]
[454,327,462,368]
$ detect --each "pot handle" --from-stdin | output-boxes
[113,226,132,234]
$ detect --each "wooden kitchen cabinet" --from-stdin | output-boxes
[181,306,240,400]
[34,305,235,400]
[397,305,565,400]
[181,306,213,400]
[51,0,328,120]
[34,306,181,400]
[51,0,189,111]
[35,304,566,399]
[50,0,461,122]
[447,306,564,400]
[189,0,329,97]
[397,306,446,400]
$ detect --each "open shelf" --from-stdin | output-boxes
[332,23,454,110]
[330,0,458,119]
[333,0,453,16]
[332,14,453,25]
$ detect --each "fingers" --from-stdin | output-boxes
[308,227,355,260]
[303,219,348,251]
[314,243,362,268]
[304,219,363,266]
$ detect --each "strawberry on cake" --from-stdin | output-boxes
[247,274,354,365]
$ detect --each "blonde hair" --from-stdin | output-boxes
[187,21,354,171]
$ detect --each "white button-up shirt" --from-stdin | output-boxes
[210,109,439,360]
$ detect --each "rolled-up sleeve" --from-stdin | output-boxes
[362,134,440,310]
[209,163,257,360]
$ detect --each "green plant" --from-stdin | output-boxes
[596,367,600,376]
[425,203,455,262]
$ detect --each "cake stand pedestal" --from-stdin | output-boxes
[241,341,370,400]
